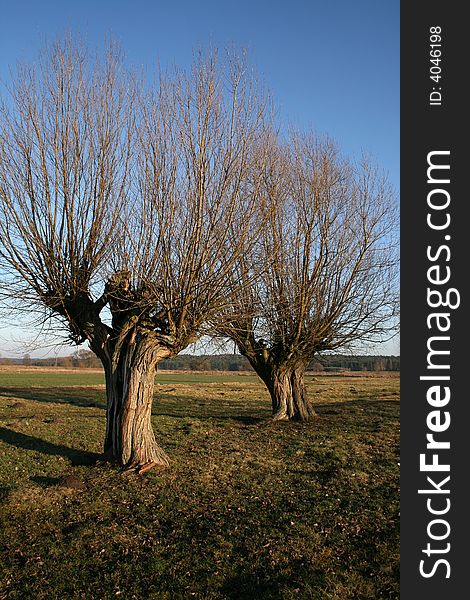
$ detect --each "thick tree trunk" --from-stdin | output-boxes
[100,334,171,472]
[260,365,316,421]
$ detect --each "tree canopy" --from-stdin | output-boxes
[217,131,398,419]
[0,39,271,470]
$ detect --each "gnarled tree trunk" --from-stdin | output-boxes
[268,366,316,421]
[253,362,316,421]
[97,332,171,472]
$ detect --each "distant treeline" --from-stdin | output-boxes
[159,354,400,372]
[0,350,399,372]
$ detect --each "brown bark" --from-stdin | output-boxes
[100,333,171,472]
[249,358,316,421]
[267,366,316,421]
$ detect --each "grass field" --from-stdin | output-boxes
[0,367,399,599]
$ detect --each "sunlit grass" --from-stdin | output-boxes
[0,369,399,599]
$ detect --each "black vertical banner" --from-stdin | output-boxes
[401,2,467,598]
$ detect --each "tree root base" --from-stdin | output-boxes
[272,411,318,422]
[123,453,170,474]
[137,461,159,474]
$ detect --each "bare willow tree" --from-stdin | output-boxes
[218,131,399,421]
[0,39,269,471]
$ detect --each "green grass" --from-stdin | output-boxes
[0,369,399,599]
[0,368,260,388]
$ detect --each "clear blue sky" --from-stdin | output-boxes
[0,0,399,356]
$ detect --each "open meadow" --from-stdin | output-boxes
[0,367,399,599]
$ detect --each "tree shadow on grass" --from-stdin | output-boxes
[156,411,265,425]
[0,485,11,503]
[0,386,106,410]
[219,564,325,600]
[0,426,100,466]
[315,397,399,418]
[0,387,267,425]
[30,475,61,487]
[156,393,271,422]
